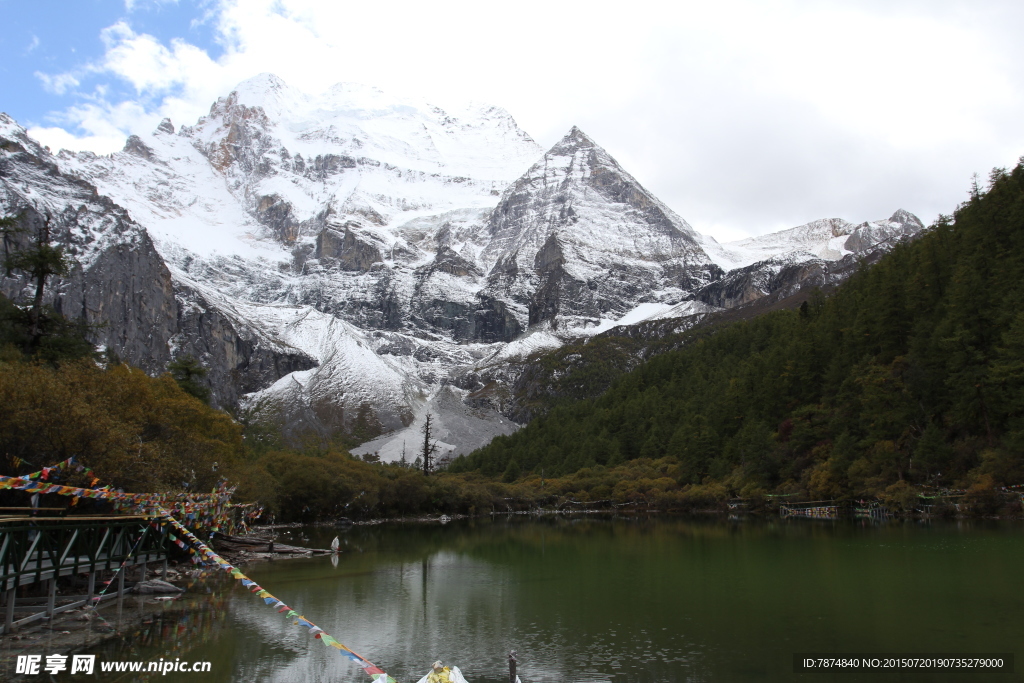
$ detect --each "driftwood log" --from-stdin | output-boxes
[212,534,333,555]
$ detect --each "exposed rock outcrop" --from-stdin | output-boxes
[171,286,317,408]
[315,226,383,271]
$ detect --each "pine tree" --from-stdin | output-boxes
[0,212,23,278]
[3,213,69,349]
[502,457,520,483]
[168,355,211,403]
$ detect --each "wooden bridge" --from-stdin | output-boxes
[0,512,169,634]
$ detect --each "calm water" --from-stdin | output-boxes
[6,516,1024,682]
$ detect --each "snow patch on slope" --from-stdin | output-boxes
[351,385,517,463]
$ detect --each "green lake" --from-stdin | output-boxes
[15,516,1024,681]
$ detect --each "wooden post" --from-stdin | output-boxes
[508,650,517,683]
[87,572,96,604]
[46,578,57,621]
[4,588,15,634]
[161,557,168,580]
[117,566,125,598]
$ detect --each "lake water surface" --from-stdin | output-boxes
[30,516,1024,682]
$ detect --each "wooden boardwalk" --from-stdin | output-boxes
[0,515,168,634]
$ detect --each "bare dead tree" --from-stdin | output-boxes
[421,414,438,476]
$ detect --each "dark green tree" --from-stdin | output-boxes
[502,457,521,483]
[0,213,23,277]
[1,212,94,361]
[168,355,211,403]
[4,214,69,348]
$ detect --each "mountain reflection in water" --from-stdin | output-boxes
[35,516,1024,682]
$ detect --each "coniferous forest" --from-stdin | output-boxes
[450,161,1024,509]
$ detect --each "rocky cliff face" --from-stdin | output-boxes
[1,114,175,372]
[0,113,315,407]
[0,75,926,453]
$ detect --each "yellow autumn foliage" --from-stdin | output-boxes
[0,358,243,493]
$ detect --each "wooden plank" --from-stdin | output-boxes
[2,550,167,590]
[0,515,154,522]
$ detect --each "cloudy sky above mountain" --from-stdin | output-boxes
[1,0,1022,241]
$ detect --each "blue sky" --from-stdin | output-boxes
[0,0,222,129]
[1,0,1023,241]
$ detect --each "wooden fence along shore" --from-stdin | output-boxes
[779,502,840,519]
[731,485,1024,520]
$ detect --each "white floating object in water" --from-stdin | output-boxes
[331,536,340,553]
[415,665,469,683]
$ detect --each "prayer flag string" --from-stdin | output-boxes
[0,473,397,683]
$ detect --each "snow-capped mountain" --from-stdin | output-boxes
[0,75,925,458]
[478,126,722,335]
[701,209,925,271]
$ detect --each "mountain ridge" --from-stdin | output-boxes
[0,75,924,457]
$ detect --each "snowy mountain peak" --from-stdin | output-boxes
[473,126,720,332]
[0,112,22,136]
[885,208,925,230]
[155,118,175,135]
[482,125,707,266]
[0,113,43,155]
[702,209,926,271]
[225,72,298,118]
[554,125,596,149]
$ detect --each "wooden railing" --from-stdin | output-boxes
[0,515,168,633]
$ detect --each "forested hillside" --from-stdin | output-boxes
[451,161,1024,503]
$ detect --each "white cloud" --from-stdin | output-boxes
[27,0,1024,239]
[124,0,180,11]
[35,71,81,95]
[29,98,158,154]
[27,126,126,155]
[98,22,220,95]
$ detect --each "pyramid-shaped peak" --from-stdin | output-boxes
[155,118,175,135]
[567,125,589,140]
[552,125,598,152]
[538,126,617,169]
[887,208,924,229]
[481,121,708,282]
